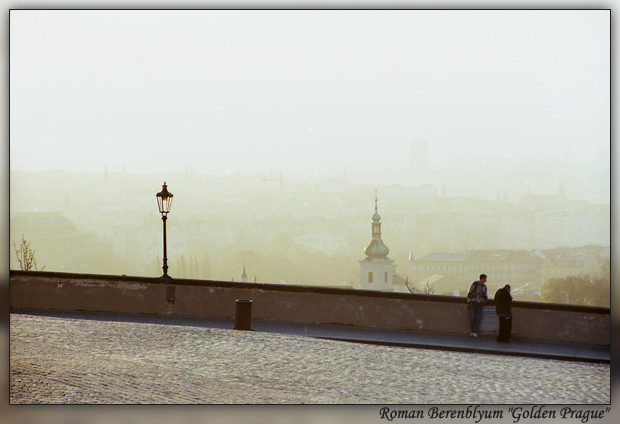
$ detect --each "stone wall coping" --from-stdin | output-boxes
[9,270,610,315]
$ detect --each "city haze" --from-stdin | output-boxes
[9,10,610,291]
[10,10,609,179]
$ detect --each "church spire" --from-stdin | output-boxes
[241,263,248,283]
[364,191,390,259]
[359,191,396,292]
[558,182,566,200]
[374,190,379,214]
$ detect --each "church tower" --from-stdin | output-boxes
[241,263,248,283]
[359,192,396,291]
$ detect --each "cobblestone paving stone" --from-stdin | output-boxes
[10,313,610,404]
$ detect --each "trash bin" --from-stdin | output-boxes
[234,299,253,330]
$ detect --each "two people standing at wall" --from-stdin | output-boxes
[467,273,514,342]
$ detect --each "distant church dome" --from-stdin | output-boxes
[359,191,396,292]
[363,193,390,259]
[364,238,390,258]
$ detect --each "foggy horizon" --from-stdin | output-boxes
[9,9,610,287]
[10,10,610,180]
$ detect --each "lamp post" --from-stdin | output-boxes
[156,182,173,278]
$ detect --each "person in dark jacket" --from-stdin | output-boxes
[494,284,513,343]
[466,274,488,338]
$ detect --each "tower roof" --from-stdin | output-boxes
[363,192,390,260]
[372,193,381,222]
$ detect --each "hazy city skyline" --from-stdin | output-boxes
[6,6,613,419]
[9,169,610,292]
[8,9,610,287]
[10,10,610,181]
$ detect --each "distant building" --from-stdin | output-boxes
[408,249,542,294]
[518,183,569,210]
[518,184,607,248]
[408,245,609,295]
[293,233,352,257]
[241,264,248,283]
[359,194,396,291]
[539,245,609,281]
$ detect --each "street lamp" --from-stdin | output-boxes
[156,182,173,278]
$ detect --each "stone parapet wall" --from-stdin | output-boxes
[9,271,610,346]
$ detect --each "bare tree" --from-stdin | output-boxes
[405,277,416,294]
[423,280,436,295]
[12,235,45,271]
[406,277,436,295]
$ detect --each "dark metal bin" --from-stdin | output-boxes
[234,299,253,330]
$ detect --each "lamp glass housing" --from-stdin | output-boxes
[156,182,173,214]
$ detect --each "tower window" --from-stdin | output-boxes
[368,272,373,283]
[384,272,388,282]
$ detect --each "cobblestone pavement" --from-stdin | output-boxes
[10,313,610,404]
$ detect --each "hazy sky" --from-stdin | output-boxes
[10,9,610,178]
